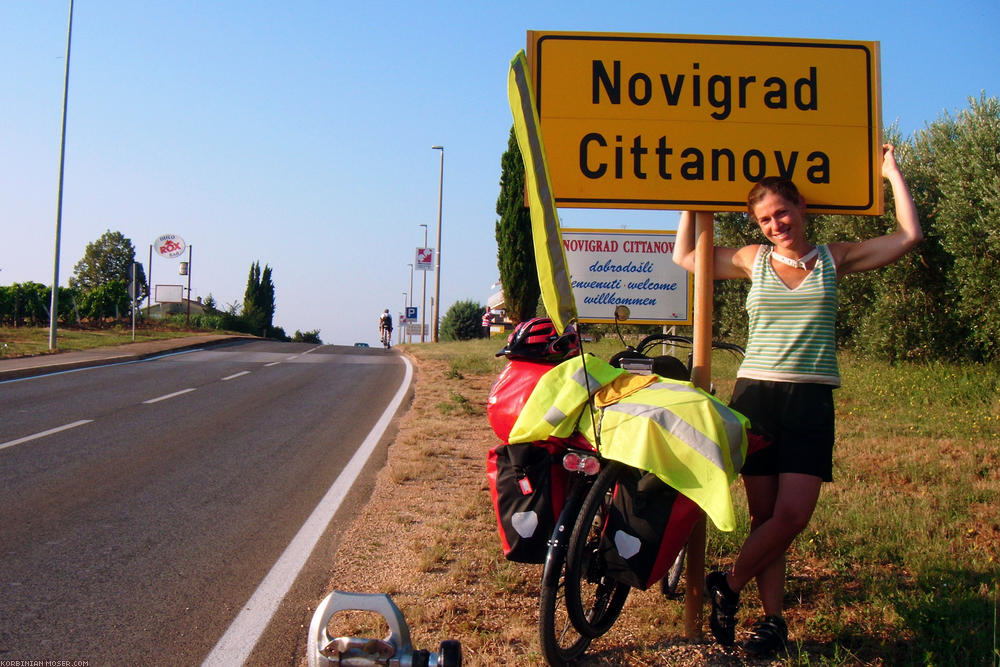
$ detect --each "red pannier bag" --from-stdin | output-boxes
[485,357,592,563]
[599,465,701,590]
[486,441,568,563]
[486,347,594,563]
[487,358,594,450]
[486,359,555,443]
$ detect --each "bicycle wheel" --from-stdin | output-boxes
[564,461,632,638]
[539,523,591,665]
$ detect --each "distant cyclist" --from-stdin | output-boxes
[378,309,393,348]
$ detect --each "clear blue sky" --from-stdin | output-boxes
[2,1,996,346]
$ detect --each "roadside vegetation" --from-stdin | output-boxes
[2,233,323,348]
[0,322,241,359]
[321,338,998,666]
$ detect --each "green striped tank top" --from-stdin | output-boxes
[738,244,840,386]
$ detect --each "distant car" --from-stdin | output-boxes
[354,342,370,348]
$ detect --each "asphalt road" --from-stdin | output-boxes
[0,339,410,665]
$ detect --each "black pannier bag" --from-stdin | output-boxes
[599,466,701,590]
[486,442,568,563]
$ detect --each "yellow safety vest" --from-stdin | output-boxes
[507,355,749,531]
[508,354,623,445]
[596,378,749,531]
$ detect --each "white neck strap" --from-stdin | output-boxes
[771,246,818,270]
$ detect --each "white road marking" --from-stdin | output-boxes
[142,388,197,404]
[0,348,206,384]
[0,420,94,452]
[201,356,414,667]
[221,371,251,381]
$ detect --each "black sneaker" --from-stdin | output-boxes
[705,570,739,646]
[744,614,788,657]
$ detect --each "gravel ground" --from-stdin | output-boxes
[306,353,790,666]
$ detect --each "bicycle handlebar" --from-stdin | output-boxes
[632,333,745,358]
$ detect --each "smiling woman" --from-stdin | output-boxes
[672,143,923,656]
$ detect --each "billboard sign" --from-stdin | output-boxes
[154,234,186,259]
[528,31,883,214]
[562,228,691,324]
[154,284,184,304]
[416,247,434,270]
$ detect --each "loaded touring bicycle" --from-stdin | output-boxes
[486,311,749,665]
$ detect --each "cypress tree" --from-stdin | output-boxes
[495,125,540,324]
[243,261,275,336]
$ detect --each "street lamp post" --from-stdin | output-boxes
[431,145,444,342]
[48,0,75,350]
[419,223,428,343]
[407,263,414,344]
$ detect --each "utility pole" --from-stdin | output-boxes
[48,0,74,350]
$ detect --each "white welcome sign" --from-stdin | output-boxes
[561,228,692,325]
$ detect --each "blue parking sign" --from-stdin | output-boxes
[406,306,418,320]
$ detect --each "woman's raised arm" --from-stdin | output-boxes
[830,144,924,276]
[673,210,754,279]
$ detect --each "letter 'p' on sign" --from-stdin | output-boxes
[527,31,883,215]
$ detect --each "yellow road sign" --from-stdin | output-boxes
[528,31,883,214]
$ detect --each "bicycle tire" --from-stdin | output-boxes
[438,639,462,667]
[564,461,632,638]
[538,525,592,665]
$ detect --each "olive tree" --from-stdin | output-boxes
[71,230,147,302]
[912,94,1000,361]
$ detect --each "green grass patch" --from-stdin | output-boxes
[436,391,481,416]
[0,324,234,358]
[706,351,1000,664]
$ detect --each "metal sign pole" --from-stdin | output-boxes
[147,244,152,319]
[131,261,136,341]
[185,245,192,327]
[420,225,428,343]
[407,264,414,344]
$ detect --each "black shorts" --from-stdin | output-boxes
[729,378,836,482]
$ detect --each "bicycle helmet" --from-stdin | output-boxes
[496,317,580,362]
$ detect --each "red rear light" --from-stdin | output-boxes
[562,452,601,476]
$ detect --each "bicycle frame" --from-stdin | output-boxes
[540,456,601,589]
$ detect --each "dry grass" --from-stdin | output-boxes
[310,343,784,666]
